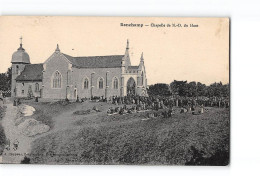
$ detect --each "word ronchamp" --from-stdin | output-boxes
[120,23,143,27]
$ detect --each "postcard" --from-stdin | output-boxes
[0,16,229,165]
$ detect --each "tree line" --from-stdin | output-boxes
[148,80,229,98]
[0,67,11,91]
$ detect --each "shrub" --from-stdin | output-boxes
[21,156,31,164]
[0,106,6,155]
[0,124,6,155]
[185,146,229,166]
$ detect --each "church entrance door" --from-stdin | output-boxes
[74,88,77,99]
[127,77,136,96]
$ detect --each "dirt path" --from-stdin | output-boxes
[1,100,33,164]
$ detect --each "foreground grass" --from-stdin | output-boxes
[30,105,229,165]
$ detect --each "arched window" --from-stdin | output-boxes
[83,78,89,89]
[52,71,62,88]
[98,78,104,89]
[35,83,39,92]
[113,77,119,89]
[16,65,19,74]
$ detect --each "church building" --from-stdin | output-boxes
[11,38,148,100]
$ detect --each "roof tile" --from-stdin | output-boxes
[16,64,43,81]
[63,53,124,68]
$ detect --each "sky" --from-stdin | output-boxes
[0,16,229,85]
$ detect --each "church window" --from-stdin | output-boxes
[22,90,24,94]
[35,83,39,92]
[16,65,19,74]
[52,71,62,88]
[22,83,24,86]
[98,78,104,89]
[83,78,89,89]
[113,77,119,89]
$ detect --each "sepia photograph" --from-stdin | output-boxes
[0,16,229,165]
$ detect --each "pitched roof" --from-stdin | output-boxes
[16,64,43,81]
[63,53,124,68]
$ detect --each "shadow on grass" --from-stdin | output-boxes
[185,146,229,166]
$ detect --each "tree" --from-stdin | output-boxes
[205,82,229,97]
[147,83,171,96]
[169,80,188,96]
[169,80,229,98]
[0,67,12,91]
[187,81,197,97]
[197,82,207,96]
[221,83,230,97]
[6,67,12,89]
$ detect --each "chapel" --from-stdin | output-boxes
[11,38,148,100]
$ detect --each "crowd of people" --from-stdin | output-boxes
[107,95,229,108]
[104,94,229,117]
[70,93,230,118]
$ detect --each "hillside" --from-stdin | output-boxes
[27,101,229,165]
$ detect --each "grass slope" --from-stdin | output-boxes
[29,103,229,165]
[21,101,79,129]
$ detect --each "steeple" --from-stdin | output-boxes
[138,52,145,71]
[18,36,25,51]
[140,52,144,62]
[126,39,129,49]
[125,39,129,56]
[139,52,144,66]
[55,44,60,53]
[123,39,131,67]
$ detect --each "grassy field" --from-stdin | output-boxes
[28,100,229,165]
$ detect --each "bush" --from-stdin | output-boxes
[0,124,6,155]
[0,106,6,155]
[0,106,5,120]
[185,146,229,166]
[73,109,91,115]
[21,156,31,164]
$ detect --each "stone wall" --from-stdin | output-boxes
[16,81,42,98]
[42,52,122,100]
[42,53,69,100]
[11,63,26,97]
[72,67,122,99]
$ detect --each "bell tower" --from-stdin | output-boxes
[11,37,31,97]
